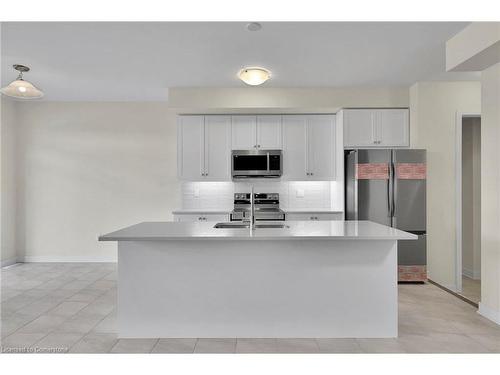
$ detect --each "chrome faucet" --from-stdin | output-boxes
[250,186,255,230]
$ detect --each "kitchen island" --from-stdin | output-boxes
[99,220,416,338]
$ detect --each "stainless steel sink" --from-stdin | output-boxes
[255,224,288,229]
[213,222,250,229]
[213,222,288,229]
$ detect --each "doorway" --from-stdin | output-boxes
[456,114,481,305]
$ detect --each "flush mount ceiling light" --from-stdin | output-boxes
[246,22,262,32]
[238,67,271,86]
[1,64,44,99]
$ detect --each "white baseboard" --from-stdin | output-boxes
[478,303,500,325]
[21,255,117,263]
[462,267,474,279]
[1,257,18,268]
[462,267,481,280]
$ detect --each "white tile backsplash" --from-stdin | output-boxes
[181,181,334,210]
[182,182,234,210]
[287,181,331,210]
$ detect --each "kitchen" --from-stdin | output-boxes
[2,18,500,364]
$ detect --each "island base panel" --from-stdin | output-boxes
[117,239,398,338]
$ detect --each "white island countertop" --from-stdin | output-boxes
[99,220,417,241]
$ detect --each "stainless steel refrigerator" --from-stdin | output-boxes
[345,149,427,282]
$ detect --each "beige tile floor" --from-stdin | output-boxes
[1,263,500,353]
[460,276,481,304]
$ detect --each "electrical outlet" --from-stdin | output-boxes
[296,189,305,198]
[194,187,200,198]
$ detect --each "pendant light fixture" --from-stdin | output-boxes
[1,64,44,99]
[238,67,271,86]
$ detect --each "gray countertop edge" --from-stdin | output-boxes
[99,236,413,241]
[172,209,344,214]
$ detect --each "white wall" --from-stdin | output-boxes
[14,102,180,262]
[169,87,409,112]
[409,81,481,290]
[1,98,18,266]
[7,87,407,262]
[480,62,500,323]
[462,117,481,280]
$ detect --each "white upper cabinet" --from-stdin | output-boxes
[343,108,409,148]
[376,109,409,147]
[282,115,308,180]
[231,116,256,149]
[307,115,335,180]
[178,115,231,181]
[178,114,338,182]
[231,115,282,150]
[282,115,336,181]
[343,109,376,147]
[256,115,282,149]
[204,116,231,180]
[177,115,204,180]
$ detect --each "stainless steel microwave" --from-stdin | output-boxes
[231,150,282,179]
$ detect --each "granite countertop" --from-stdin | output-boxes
[99,220,417,241]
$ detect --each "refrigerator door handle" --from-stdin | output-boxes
[392,162,397,217]
[387,164,393,217]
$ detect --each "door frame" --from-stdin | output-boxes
[455,112,481,293]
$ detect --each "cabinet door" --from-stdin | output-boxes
[286,213,343,221]
[231,115,256,149]
[376,109,409,147]
[343,109,376,147]
[282,115,308,180]
[173,214,229,222]
[256,115,282,149]
[178,116,204,180]
[307,115,335,180]
[204,116,231,180]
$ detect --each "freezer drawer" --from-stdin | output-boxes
[398,233,427,282]
[398,234,426,265]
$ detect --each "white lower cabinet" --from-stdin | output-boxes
[173,213,230,222]
[286,212,343,221]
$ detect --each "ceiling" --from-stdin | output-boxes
[1,22,479,101]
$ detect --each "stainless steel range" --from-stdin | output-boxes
[230,193,285,221]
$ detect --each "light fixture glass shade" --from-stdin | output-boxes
[238,67,271,86]
[1,79,44,99]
